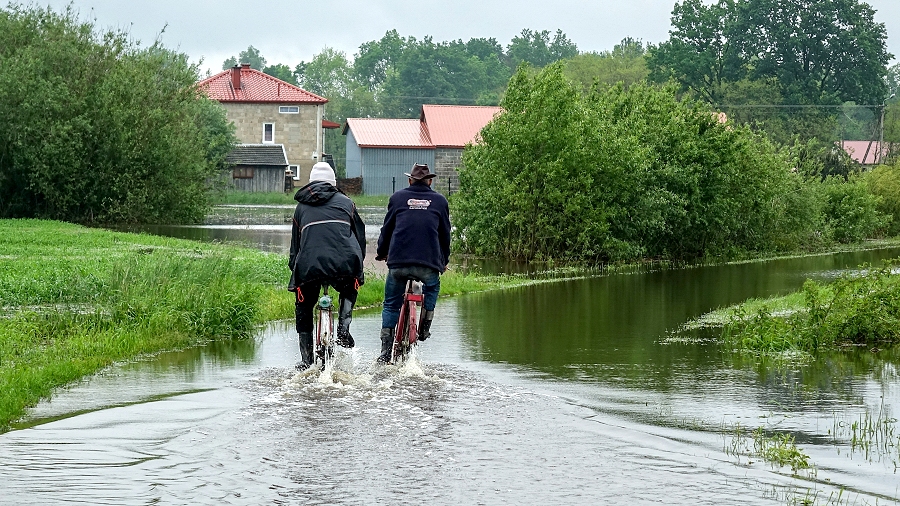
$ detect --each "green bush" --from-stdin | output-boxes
[0,4,235,224]
[820,175,888,243]
[454,64,822,263]
[867,163,900,236]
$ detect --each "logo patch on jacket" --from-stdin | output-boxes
[407,199,432,210]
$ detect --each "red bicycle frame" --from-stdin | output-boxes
[392,280,423,363]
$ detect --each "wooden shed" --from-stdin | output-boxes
[225,144,289,192]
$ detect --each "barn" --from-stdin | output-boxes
[344,105,501,195]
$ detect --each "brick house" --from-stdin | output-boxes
[199,64,329,190]
[343,105,502,195]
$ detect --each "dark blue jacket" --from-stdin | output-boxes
[377,182,451,272]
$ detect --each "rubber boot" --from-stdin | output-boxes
[336,298,355,348]
[377,327,393,363]
[418,310,435,341]
[296,331,314,370]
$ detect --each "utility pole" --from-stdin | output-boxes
[880,93,896,164]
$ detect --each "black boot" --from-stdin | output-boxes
[296,331,314,370]
[418,310,434,341]
[336,298,355,348]
[377,327,393,363]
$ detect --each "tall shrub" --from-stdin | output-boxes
[454,64,818,263]
[0,4,235,223]
[867,163,900,236]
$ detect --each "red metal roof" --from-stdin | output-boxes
[322,119,341,129]
[344,118,433,148]
[199,65,327,104]
[420,105,502,147]
[839,140,889,165]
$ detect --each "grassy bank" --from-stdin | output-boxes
[213,189,388,207]
[689,259,900,353]
[0,219,534,431]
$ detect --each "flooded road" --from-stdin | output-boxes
[4,211,900,504]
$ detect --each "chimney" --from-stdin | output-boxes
[230,64,241,90]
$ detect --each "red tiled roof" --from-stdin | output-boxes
[199,65,327,104]
[839,140,889,165]
[344,118,433,148]
[420,105,502,147]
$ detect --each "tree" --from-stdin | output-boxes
[380,37,509,117]
[740,0,890,106]
[648,0,891,144]
[296,47,379,175]
[0,4,235,223]
[507,29,577,69]
[646,0,747,103]
[563,37,649,94]
[262,63,297,85]
[353,29,408,92]
[222,45,267,70]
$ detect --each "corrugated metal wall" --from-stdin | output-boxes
[361,148,435,195]
[345,130,362,178]
[232,167,286,192]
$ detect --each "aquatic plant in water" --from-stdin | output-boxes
[724,423,811,473]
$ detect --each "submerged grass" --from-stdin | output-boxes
[724,423,811,472]
[680,259,900,354]
[0,219,544,431]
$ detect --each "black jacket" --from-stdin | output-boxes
[288,181,366,291]
[376,182,451,272]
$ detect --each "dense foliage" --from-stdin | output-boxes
[647,0,891,145]
[453,64,831,263]
[0,4,236,224]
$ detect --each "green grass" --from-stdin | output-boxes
[679,259,900,354]
[0,219,541,431]
[211,189,389,207]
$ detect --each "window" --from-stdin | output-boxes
[263,123,274,143]
[279,106,300,114]
[289,165,300,180]
[233,167,254,179]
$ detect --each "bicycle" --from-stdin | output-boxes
[314,286,335,370]
[391,279,424,364]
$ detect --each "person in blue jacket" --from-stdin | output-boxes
[375,163,451,362]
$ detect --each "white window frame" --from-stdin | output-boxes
[289,164,300,180]
[262,123,275,144]
[279,106,300,114]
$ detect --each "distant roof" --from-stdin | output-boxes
[343,118,433,148]
[226,144,288,166]
[839,140,889,165]
[199,64,327,104]
[322,119,341,129]
[420,105,502,147]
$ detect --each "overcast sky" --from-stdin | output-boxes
[34,0,900,76]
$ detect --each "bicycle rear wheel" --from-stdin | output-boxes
[392,298,418,364]
[315,289,334,369]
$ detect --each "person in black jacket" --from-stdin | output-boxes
[289,162,366,370]
[375,163,451,362]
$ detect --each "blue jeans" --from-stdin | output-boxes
[381,266,440,329]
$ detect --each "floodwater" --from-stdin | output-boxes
[3,210,900,505]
